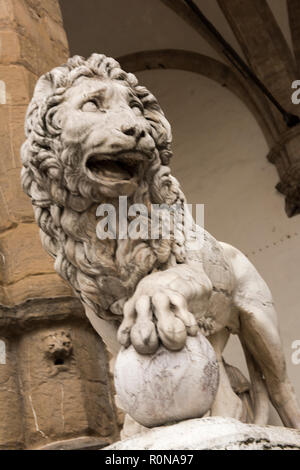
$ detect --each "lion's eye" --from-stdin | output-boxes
[81,100,99,112]
[130,101,144,115]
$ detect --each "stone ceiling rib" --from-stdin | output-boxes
[160,0,227,61]
[287,0,300,74]
[217,0,297,118]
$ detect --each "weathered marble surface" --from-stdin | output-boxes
[104,417,300,450]
[21,53,300,429]
[115,333,219,427]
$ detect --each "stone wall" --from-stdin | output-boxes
[0,0,119,450]
[0,0,70,306]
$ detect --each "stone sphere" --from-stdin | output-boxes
[114,333,219,428]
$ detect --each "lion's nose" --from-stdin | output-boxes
[122,125,146,141]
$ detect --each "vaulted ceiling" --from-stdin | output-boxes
[59,0,296,68]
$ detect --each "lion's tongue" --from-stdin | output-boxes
[98,161,131,180]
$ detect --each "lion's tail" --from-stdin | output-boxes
[240,337,270,425]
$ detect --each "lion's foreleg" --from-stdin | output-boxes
[85,305,120,356]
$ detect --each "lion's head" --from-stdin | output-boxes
[21,54,187,321]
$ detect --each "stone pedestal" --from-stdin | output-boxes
[104,417,300,450]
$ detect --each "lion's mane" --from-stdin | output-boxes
[21,53,190,321]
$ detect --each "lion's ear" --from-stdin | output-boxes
[32,73,55,104]
[147,107,172,150]
[136,85,172,148]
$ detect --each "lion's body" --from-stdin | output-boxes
[21,53,300,429]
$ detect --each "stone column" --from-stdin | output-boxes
[0,0,119,449]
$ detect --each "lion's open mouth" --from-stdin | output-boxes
[85,152,143,182]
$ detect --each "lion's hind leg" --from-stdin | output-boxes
[221,241,300,429]
[237,296,300,429]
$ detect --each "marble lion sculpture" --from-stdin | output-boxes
[21,53,300,429]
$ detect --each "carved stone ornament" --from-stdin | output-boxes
[267,126,300,217]
[43,330,73,363]
[21,54,300,432]
[276,162,300,217]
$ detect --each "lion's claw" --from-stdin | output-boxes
[117,285,199,354]
[157,317,187,351]
[131,320,159,354]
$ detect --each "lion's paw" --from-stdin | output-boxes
[117,289,198,354]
